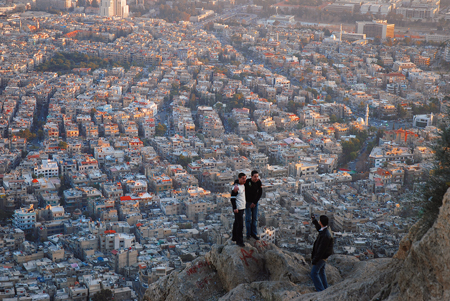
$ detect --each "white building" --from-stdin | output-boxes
[100,0,129,18]
[369,145,414,168]
[445,44,450,63]
[13,206,36,231]
[413,114,435,128]
[259,226,276,244]
[34,160,59,178]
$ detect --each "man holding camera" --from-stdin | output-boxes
[310,214,334,292]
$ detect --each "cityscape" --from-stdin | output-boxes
[0,0,449,299]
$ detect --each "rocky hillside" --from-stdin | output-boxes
[144,188,450,301]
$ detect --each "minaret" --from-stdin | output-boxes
[365,104,369,127]
[339,24,342,42]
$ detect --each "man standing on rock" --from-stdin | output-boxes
[310,214,334,292]
[231,173,247,247]
[245,170,263,240]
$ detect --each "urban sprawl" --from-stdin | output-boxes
[0,0,449,300]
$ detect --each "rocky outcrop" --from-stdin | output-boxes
[144,189,450,301]
[144,240,323,301]
[390,187,450,300]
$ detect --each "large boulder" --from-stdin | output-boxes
[145,241,314,301]
[205,242,269,291]
[144,257,225,301]
[219,281,313,301]
[263,247,310,283]
[293,258,397,301]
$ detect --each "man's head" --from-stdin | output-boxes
[251,170,259,183]
[319,215,329,228]
[238,173,247,185]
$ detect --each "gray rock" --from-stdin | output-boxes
[205,243,269,291]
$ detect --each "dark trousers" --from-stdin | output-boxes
[232,209,244,244]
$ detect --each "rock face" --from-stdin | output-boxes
[144,189,450,301]
[144,240,320,301]
[391,188,450,300]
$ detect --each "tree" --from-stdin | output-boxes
[398,104,407,118]
[189,93,197,110]
[58,141,68,150]
[155,123,167,136]
[90,108,97,120]
[91,0,99,7]
[37,130,44,140]
[330,114,338,123]
[373,36,381,44]
[124,155,131,163]
[228,118,238,132]
[92,289,113,301]
[178,155,192,167]
[18,129,36,140]
[418,123,450,236]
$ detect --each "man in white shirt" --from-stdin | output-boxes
[230,173,247,247]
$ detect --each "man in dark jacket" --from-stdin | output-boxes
[245,170,263,240]
[310,214,333,292]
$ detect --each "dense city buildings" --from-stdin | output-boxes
[0,1,448,300]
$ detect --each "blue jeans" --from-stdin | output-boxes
[245,202,258,237]
[311,259,328,292]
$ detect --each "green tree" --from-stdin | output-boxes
[37,130,44,140]
[189,93,197,110]
[329,114,338,123]
[92,289,113,301]
[18,129,36,140]
[178,155,192,167]
[58,141,68,150]
[155,123,167,136]
[0,209,13,223]
[90,108,97,120]
[418,123,450,236]
[227,118,238,132]
[398,104,407,118]
[91,0,99,7]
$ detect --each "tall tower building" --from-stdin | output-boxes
[365,104,369,127]
[444,44,450,63]
[100,0,129,18]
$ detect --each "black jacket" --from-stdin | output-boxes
[311,219,334,265]
[245,178,262,204]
